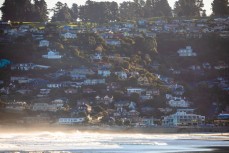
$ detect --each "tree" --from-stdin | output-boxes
[1,0,33,21]
[1,0,17,21]
[212,0,229,17]
[144,0,155,18]
[52,2,72,22]
[134,36,158,55]
[79,5,88,22]
[1,0,48,22]
[144,0,172,18]
[202,9,207,17]
[71,3,78,22]
[109,2,119,21]
[77,33,104,50]
[78,1,119,23]
[33,0,49,22]
[174,0,204,17]
[155,0,172,17]
[119,1,141,20]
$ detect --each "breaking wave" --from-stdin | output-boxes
[0,131,228,152]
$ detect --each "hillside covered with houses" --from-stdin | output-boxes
[0,15,229,127]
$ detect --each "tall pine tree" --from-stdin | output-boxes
[71,3,78,22]
[212,0,229,17]
[1,0,48,22]
[174,0,204,17]
[33,0,49,22]
[52,2,72,22]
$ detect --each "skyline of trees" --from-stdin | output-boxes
[173,0,204,17]
[0,0,228,22]
[1,0,48,22]
[211,0,229,17]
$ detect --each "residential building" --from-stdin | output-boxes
[64,88,78,94]
[128,101,137,110]
[127,88,145,95]
[98,68,111,77]
[37,89,51,97]
[51,98,67,107]
[162,110,205,126]
[140,90,154,101]
[84,79,105,85]
[39,40,49,47]
[129,71,140,78]
[168,97,190,108]
[47,83,62,88]
[11,63,35,71]
[10,76,33,84]
[114,101,130,108]
[11,63,50,71]
[58,117,85,125]
[105,39,121,46]
[139,117,154,126]
[60,32,77,39]
[177,46,197,57]
[115,71,128,80]
[91,53,102,61]
[32,103,60,112]
[127,110,140,118]
[5,102,27,111]
[42,50,62,59]
[95,95,113,105]
[202,62,211,69]
[138,76,150,86]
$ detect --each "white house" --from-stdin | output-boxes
[11,63,35,71]
[95,95,113,105]
[127,88,145,95]
[162,110,205,126]
[98,69,111,77]
[61,32,77,39]
[105,39,121,46]
[202,62,211,69]
[39,89,51,95]
[91,53,102,61]
[58,117,85,124]
[11,63,50,71]
[115,71,128,80]
[42,50,62,59]
[39,40,49,47]
[177,46,197,57]
[5,102,27,111]
[47,83,62,88]
[168,97,190,108]
[10,76,33,84]
[51,99,66,108]
[123,23,135,29]
[84,79,105,85]
[32,103,60,112]
[139,117,154,126]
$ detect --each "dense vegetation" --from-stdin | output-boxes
[1,0,228,22]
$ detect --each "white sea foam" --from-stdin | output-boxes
[0,132,228,152]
